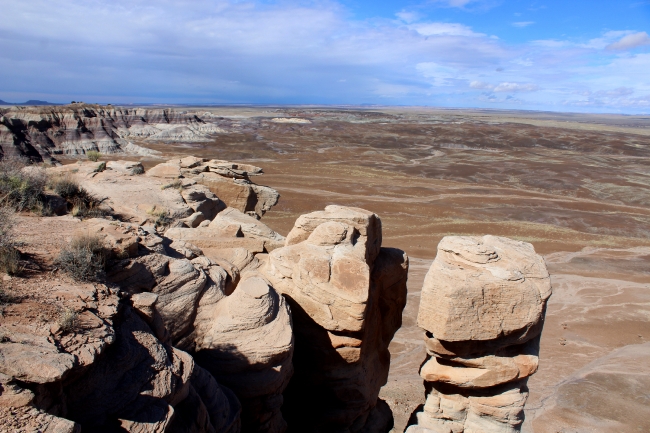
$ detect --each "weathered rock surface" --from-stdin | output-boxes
[259,206,408,433]
[407,236,551,433]
[0,105,227,161]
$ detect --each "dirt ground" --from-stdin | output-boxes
[60,106,650,432]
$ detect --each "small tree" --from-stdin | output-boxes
[86,151,102,162]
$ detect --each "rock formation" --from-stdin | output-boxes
[259,205,409,433]
[0,105,227,162]
[406,235,552,433]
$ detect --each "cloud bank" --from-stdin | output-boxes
[0,0,648,113]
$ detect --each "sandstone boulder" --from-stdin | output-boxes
[191,277,294,433]
[259,206,407,433]
[417,235,551,347]
[146,162,182,178]
[408,235,550,433]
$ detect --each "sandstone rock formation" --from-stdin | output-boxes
[0,278,240,433]
[0,105,227,162]
[259,205,408,433]
[406,235,551,433]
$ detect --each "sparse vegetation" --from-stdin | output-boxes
[86,151,102,162]
[131,165,145,175]
[94,162,106,173]
[58,308,79,333]
[0,205,22,275]
[55,234,107,282]
[161,180,183,190]
[49,174,109,219]
[0,158,48,211]
[147,206,173,228]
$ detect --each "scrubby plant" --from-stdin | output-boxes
[130,165,145,175]
[147,206,173,228]
[86,151,102,162]
[55,234,107,282]
[49,174,108,219]
[0,205,22,275]
[0,158,48,211]
[161,180,183,190]
[58,308,79,333]
[94,162,106,173]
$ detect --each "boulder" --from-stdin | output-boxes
[192,277,294,433]
[146,162,182,178]
[407,236,550,433]
[260,206,407,432]
[417,235,551,346]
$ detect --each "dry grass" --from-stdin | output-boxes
[58,308,79,333]
[0,158,48,212]
[0,206,22,275]
[147,206,173,228]
[55,234,107,282]
[161,180,183,190]
[49,174,109,219]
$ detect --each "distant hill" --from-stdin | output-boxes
[0,99,57,105]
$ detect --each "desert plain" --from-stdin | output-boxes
[23,105,650,432]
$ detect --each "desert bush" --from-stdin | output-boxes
[0,158,47,211]
[49,175,108,219]
[130,165,145,175]
[147,206,173,228]
[161,180,183,190]
[94,162,106,173]
[55,234,107,282]
[86,151,102,162]
[0,206,22,275]
[58,308,79,333]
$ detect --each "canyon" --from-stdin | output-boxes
[1,105,649,433]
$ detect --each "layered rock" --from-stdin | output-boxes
[259,205,408,432]
[0,280,240,433]
[0,105,227,161]
[108,237,292,433]
[148,157,280,218]
[406,235,552,433]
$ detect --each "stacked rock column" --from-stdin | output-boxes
[407,235,552,433]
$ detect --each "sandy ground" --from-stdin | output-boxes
[59,106,650,432]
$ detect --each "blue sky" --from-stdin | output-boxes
[1,0,649,112]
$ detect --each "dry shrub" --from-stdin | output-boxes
[86,151,102,162]
[49,174,108,219]
[55,234,107,282]
[0,158,48,211]
[58,308,79,333]
[147,206,173,228]
[130,165,145,175]
[0,206,22,275]
[161,180,182,190]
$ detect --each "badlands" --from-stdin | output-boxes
[1,104,649,433]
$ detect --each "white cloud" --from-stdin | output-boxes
[606,31,650,51]
[512,21,534,28]
[409,22,485,37]
[469,81,539,92]
[493,82,539,92]
[396,11,420,23]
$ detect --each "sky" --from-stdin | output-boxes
[1,0,649,113]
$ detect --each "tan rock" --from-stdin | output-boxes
[146,162,182,178]
[76,218,140,258]
[417,235,551,344]
[192,277,294,433]
[285,205,382,263]
[259,206,407,432]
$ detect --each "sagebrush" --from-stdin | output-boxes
[0,158,47,211]
[86,151,102,162]
[49,174,108,219]
[0,205,21,275]
[55,234,107,281]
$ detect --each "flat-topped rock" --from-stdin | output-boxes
[417,235,551,344]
